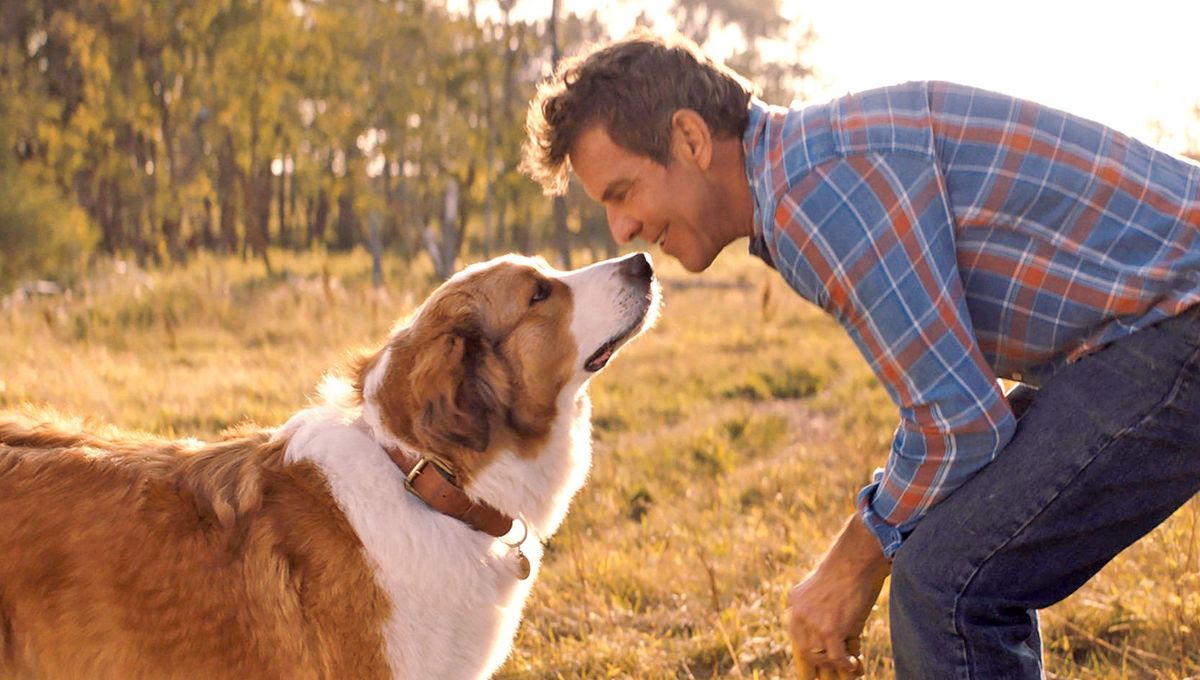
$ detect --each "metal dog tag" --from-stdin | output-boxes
[514,547,531,580]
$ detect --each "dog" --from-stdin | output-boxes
[0,252,659,680]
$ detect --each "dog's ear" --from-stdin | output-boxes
[406,318,507,454]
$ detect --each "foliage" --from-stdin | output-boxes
[0,0,814,290]
[0,164,97,291]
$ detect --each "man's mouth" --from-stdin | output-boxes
[653,225,669,248]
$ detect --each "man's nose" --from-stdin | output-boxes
[606,207,641,245]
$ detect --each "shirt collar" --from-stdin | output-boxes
[742,96,775,268]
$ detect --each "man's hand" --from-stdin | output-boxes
[787,513,891,678]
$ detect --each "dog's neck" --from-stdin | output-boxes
[464,387,594,540]
[358,382,593,541]
[380,443,516,539]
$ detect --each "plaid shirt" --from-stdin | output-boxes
[743,81,1200,557]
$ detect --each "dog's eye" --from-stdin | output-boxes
[530,280,551,305]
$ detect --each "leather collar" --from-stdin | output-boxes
[385,448,515,539]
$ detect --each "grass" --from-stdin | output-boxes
[2,247,1197,679]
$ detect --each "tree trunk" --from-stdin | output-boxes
[553,197,571,268]
[311,188,330,247]
[368,212,384,289]
[424,178,460,280]
[162,216,185,265]
[548,0,570,268]
[156,69,185,264]
[218,131,239,254]
[287,162,298,247]
[517,200,532,254]
[439,178,460,278]
[496,6,518,259]
[496,199,508,259]
[201,197,216,250]
[243,162,273,274]
[473,1,497,259]
[335,189,357,250]
[97,177,123,253]
[137,133,162,266]
[277,161,289,246]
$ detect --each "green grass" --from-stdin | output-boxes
[2,247,1197,679]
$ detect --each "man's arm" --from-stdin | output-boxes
[787,513,890,676]
[768,152,1016,555]
[788,383,1035,677]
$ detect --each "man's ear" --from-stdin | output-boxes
[670,108,713,170]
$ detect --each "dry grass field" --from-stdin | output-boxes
[1,248,1196,679]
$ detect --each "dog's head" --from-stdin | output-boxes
[355,253,659,479]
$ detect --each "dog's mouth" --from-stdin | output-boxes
[583,315,646,373]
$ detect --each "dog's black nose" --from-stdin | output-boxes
[618,252,653,283]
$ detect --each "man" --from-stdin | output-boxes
[521,31,1200,679]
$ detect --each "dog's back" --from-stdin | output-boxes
[0,413,392,680]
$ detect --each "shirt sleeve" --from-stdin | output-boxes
[766,152,1017,558]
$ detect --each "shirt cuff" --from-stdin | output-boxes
[857,469,905,559]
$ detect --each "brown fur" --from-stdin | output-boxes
[363,260,577,485]
[0,411,391,680]
[0,258,587,679]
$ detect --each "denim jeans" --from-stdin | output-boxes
[889,306,1200,679]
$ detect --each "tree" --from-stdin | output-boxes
[0,0,816,285]
[0,0,98,289]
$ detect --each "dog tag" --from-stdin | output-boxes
[514,548,531,580]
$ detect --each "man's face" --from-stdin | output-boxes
[569,124,733,273]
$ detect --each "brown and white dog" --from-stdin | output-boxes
[0,252,659,680]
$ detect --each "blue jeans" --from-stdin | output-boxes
[889,307,1200,678]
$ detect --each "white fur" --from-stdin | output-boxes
[277,254,658,680]
[560,255,661,372]
[278,405,544,679]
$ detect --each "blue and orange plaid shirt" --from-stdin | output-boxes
[743,81,1200,557]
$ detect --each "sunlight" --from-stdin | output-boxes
[786,0,1200,151]
[460,0,1200,153]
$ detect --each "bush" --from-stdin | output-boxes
[0,165,97,292]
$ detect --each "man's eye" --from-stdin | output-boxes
[530,280,551,305]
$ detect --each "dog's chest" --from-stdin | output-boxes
[350,484,540,679]
[374,526,541,679]
[280,409,538,679]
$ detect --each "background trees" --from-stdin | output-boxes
[0,0,815,287]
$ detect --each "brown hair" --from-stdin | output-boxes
[521,29,757,195]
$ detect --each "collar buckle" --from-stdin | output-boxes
[403,456,453,493]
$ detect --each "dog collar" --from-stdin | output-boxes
[387,452,532,580]
[387,452,515,538]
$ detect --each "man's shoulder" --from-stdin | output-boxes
[830,80,934,109]
[821,80,1025,126]
[765,82,939,178]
